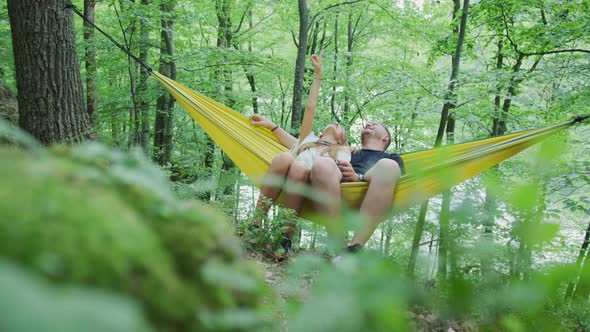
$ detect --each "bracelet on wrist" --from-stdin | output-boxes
[271,125,280,132]
[358,173,364,182]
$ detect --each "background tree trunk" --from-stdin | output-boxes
[138,0,151,152]
[154,0,176,166]
[407,0,469,279]
[83,0,98,119]
[117,1,141,148]
[481,38,504,276]
[8,0,91,144]
[290,0,309,135]
[330,11,339,121]
[571,221,590,300]
[566,221,590,299]
[435,0,468,280]
[214,0,238,201]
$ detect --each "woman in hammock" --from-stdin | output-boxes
[249,51,350,255]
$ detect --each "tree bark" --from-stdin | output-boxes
[214,0,238,200]
[482,38,504,276]
[330,11,339,121]
[8,0,91,144]
[154,0,176,166]
[245,4,258,114]
[573,256,590,300]
[436,0,469,280]
[83,0,98,119]
[343,11,354,126]
[117,1,140,148]
[571,221,590,300]
[138,0,151,152]
[291,0,309,134]
[408,201,429,276]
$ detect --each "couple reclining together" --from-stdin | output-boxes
[249,52,404,255]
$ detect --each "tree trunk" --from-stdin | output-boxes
[436,0,469,280]
[8,0,91,144]
[83,0,98,119]
[491,39,504,137]
[408,201,429,277]
[342,11,354,125]
[154,0,176,166]
[496,53,524,136]
[482,38,504,276]
[291,0,309,134]
[566,221,590,299]
[407,0,470,275]
[246,73,258,114]
[111,116,121,146]
[383,221,394,255]
[214,0,238,201]
[573,256,590,301]
[116,0,141,148]
[245,4,258,114]
[138,0,151,152]
[330,11,339,121]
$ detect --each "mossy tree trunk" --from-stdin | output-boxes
[8,0,91,144]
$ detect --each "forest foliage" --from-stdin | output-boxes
[1,0,590,331]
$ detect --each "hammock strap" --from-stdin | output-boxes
[65,2,153,73]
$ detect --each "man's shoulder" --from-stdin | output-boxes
[384,151,403,159]
[368,149,402,159]
[352,149,402,162]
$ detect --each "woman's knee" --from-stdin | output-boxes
[287,161,310,182]
[270,152,295,172]
[310,157,338,178]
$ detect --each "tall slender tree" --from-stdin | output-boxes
[436,0,469,279]
[290,0,309,134]
[153,0,176,166]
[137,0,152,152]
[84,0,98,118]
[408,0,469,279]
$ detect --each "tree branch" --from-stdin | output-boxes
[309,0,365,27]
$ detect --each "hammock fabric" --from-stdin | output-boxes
[152,71,585,213]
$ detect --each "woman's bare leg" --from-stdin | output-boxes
[309,157,345,245]
[281,160,310,238]
[253,152,295,225]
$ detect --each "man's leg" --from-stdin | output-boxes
[253,152,295,226]
[350,159,401,246]
[309,157,344,243]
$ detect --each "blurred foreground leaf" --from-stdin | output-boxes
[0,260,152,332]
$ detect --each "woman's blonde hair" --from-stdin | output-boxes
[296,130,350,160]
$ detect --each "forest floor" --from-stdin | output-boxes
[241,242,479,332]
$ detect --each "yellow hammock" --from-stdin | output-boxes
[152,71,585,212]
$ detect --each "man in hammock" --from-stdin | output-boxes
[328,123,404,251]
[249,116,404,252]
